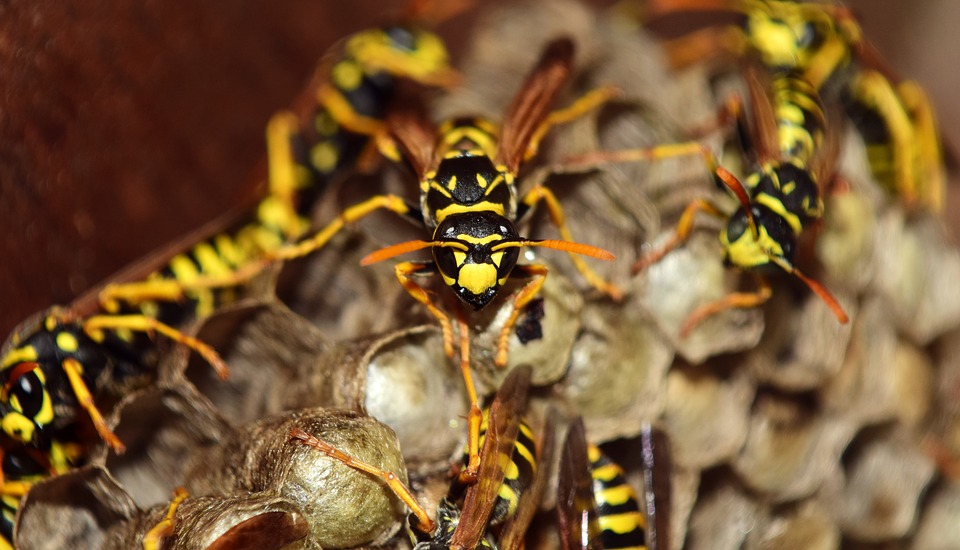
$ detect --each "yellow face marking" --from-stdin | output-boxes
[446,174,458,191]
[476,173,489,189]
[55,331,79,353]
[459,234,501,246]
[458,263,498,295]
[2,412,37,443]
[724,224,785,268]
[332,59,363,92]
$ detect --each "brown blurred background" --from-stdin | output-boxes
[0,0,955,337]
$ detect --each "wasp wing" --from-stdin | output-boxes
[741,62,780,164]
[556,417,601,550]
[495,38,576,174]
[449,365,532,549]
[385,103,439,179]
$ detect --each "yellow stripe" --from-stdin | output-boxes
[599,511,646,534]
[435,202,506,220]
[497,482,519,515]
[592,463,621,483]
[2,346,38,369]
[597,484,637,507]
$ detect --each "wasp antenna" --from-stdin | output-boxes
[360,240,436,266]
[361,239,470,265]
[715,166,758,239]
[771,256,849,324]
[494,239,615,261]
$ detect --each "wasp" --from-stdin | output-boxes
[557,419,672,550]
[292,364,555,550]
[0,305,227,454]
[163,37,619,477]
[588,65,848,334]
[643,0,945,212]
[0,439,80,549]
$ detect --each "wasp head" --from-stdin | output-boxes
[432,212,521,310]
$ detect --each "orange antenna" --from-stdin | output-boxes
[491,239,615,260]
[360,239,467,266]
[769,256,849,324]
[715,166,758,240]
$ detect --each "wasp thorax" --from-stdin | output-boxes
[432,212,520,310]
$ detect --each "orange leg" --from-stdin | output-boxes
[632,198,726,273]
[496,264,549,368]
[82,314,229,381]
[61,358,125,454]
[142,487,189,550]
[102,194,414,309]
[289,428,436,534]
[679,274,772,337]
[394,261,455,359]
[521,186,622,301]
[456,312,484,485]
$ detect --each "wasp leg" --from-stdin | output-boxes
[82,314,229,381]
[524,85,621,162]
[393,261,455,359]
[289,428,436,533]
[390,261,483,483]
[632,197,727,273]
[495,264,549,369]
[60,358,125,454]
[265,111,313,238]
[455,311,484,485]
[111,194,413,304]
[678,273,772,336]
[521,186,623,300]
[142,487,189,550]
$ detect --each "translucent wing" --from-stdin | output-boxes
[495,38,576,173]
[449,365,532,549]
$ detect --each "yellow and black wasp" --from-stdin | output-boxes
[642,0,945,212]
[557,419,671,550]
[0,7,460,459]
[291,364,555,550]
[163,37,619,478]
[599,64,849,334]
